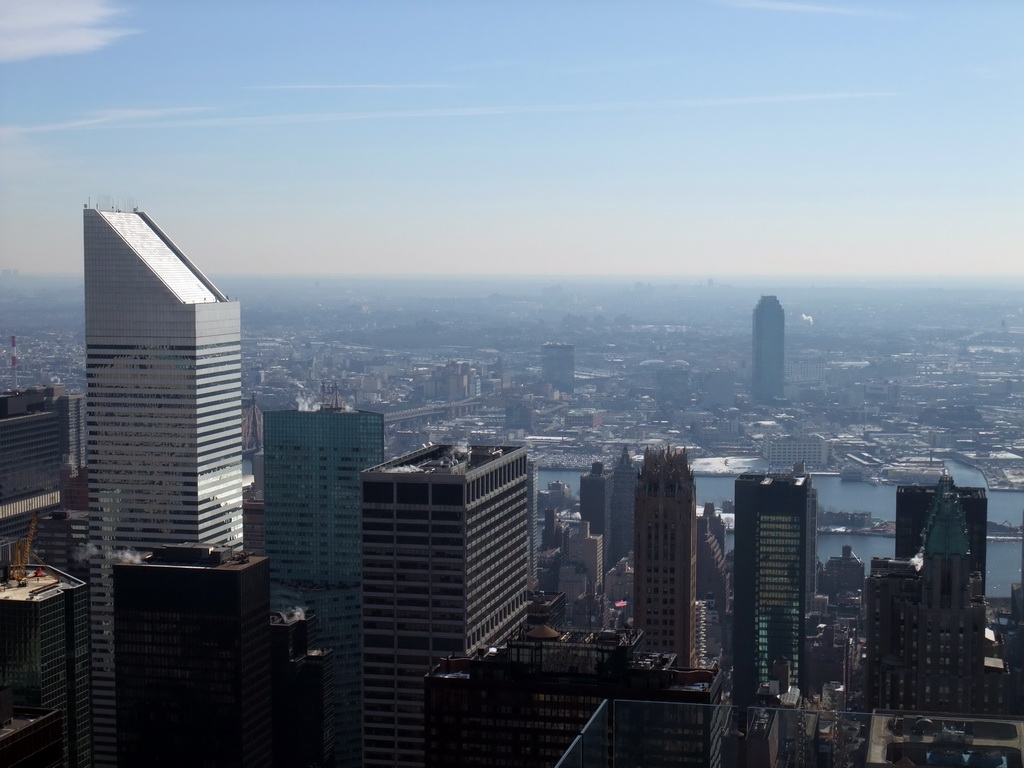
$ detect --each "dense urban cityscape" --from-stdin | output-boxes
[3,0,1021,764]
[2,208,1024,766]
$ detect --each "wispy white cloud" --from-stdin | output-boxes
[249,84,459,91]
[2,92,898,135]
[0,107,213,137]
[723,0,907,19]
[0,0,137,62]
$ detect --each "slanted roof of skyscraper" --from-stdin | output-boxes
[97,210,222,304]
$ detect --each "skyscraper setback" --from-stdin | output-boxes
[84,206,244,763]
[751,295,785,403]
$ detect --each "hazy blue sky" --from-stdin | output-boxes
[0,1,1020,277]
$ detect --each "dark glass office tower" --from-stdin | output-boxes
[579,460,611,542]
[113,545,271,768]
[896,480,987,593]
[608,445,637,568]
[360,444,529,768]
[751,295,785,403]
[733,471,815,711]
[264,407,383,768]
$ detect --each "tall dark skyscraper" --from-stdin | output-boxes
[541,342,575,394]
[579,460,611,542]
[113,545,272,768]
[360,444,530,768]
[896,481,987,594]
[751,295,785,403]
[866,474,1009,714]
[633,446,697,667]
[264,407,384,768]
[84,206,244,764]
[733,470,816,711]
[608,445,636,568]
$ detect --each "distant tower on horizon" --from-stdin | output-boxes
[751,295,785,403]
[733,469,816,711]
[84,206,244,765]
[541,342,575,395]
[633,446,697,667]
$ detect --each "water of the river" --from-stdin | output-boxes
[539,459,1024,598]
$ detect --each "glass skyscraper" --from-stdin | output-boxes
[263,408,384,768]
[732,471,816,712]
[84,206,243,764]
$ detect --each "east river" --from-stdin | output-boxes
[539,459,1024,598]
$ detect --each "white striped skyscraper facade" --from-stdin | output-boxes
[84,207,243,764]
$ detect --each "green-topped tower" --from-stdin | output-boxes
[865,472,1010,713]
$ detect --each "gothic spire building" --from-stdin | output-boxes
[865,473,1009,713]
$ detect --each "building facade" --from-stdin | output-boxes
[360,444,530,768]
[633,446,697,667]
[541,342,575,395]
[270,611,336,768]
[733,471,816,711]
[424,626,725,768]
[895,480,987,594]
[763,434,829,469]
[608,445,636,568]
[0,387,63,542]
[263,407,383,767]
[751,295,785,403]
[865,474,1010,714]
[84,206,244,763]
[579,460,611,548]
[113,545,271,768]
[0,564,90,768]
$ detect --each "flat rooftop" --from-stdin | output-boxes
[367,444,523,475]
[0,566,83,603]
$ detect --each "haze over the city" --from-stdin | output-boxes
[1,0,1021,278]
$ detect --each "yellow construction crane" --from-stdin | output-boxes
[11,511,39,583]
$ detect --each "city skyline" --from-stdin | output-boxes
[1,1,1021,278]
